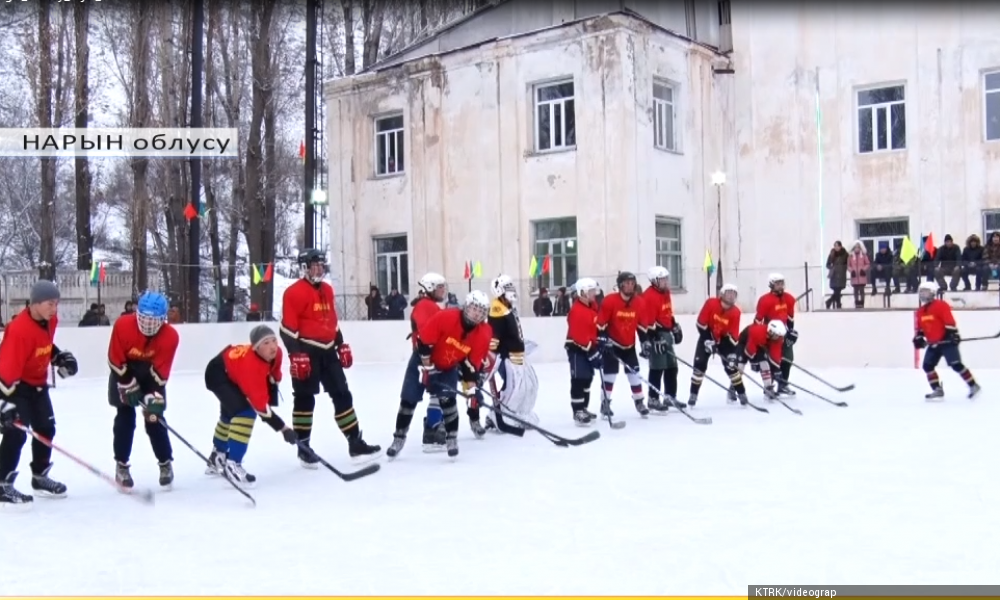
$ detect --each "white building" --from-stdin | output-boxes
[325,1,1000,313]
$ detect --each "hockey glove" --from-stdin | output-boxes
[52,350,78,378]
[142,393,165,423]
[418,364,437,387]
[785,329,799,347]
[587,349,603,370]
[597,330,612,351]
[671,323,683,345]
[289,353,312,380]
[118,379,144,407]
[337,343,353,369]
[945,329,961,345]
[912,333,927,350]
[280,427,298,445]
[640,340,652,359]
[0,399,18,432]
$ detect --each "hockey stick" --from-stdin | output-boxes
[148,412,257,507]
[792,363,855,392]
[784,380,847,407]
[959,330,1000,342]
[618,360,712,425]
[673,355,769,414]
[595,366,627,429]
[741,373,803,416]
[13,422,154,505]
[453,386,600,447]
[294,441,381,482]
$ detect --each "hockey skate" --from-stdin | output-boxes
[777,382,796,397]
[925,387,945,401]
[348,432,382,464]
[484,415,498,432]
[763,387,779,401]
[445,433,459,458]
[158,461,174,490]
[31,464,67,499]
[205,448,227,475]
[421,417,446,453]
[687,393,698,408]
[585,409,598,419]
[633,397,650,418]
[572,409,592,426]
[600,398,614,418]
[726,386,738,404]
[0,472,32,510]
[469,417,486,439]
[297,438,321,470]
[736,393,749,407]
[224,460,257,489]
[646,396,669,413]
[116,462,135,489]
[968,383,982,399]
[387,431,407,459]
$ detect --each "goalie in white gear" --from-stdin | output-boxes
[472,275,539,437]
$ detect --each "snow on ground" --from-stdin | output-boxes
[5,362,998,595]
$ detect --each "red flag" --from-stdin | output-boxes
[299,141,306,162]
[263,263,273,283]
[541,255,551,274]
[463,261,471,280]
[183,202,198,221]
[98,263,106,284]
[924,232,936,258]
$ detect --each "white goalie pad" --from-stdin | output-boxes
[498,359,539,425]
[524,339,538,357]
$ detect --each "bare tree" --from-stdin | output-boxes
[36,4,56,280]
[128,5,154,295]
[74,2,94,271]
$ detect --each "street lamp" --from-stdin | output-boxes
[711,170,726,294]
[310,189,327,205]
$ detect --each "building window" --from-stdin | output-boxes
[655,217,684,289]
[653,80,677,151]
[985,71,1000,142]
[983,210,1000,240]
[857,85,906,154]
[857,218,909,256]
[534,80,576,152]
[532,218,578,291]
[373,234,409,295]
[374,114,404,176]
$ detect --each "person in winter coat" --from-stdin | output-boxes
[895,246,917,293]
[983,231,1000,291]
[959,234,985,291]
[532,287,554,316]
[825,241,849,309]
[386,288,408,320]
[871,242,894,295]
[553,287,570,317]
[847,240,870,308]
[365,286,385,320]
[933,234,962,291]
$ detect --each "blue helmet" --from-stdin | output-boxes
[136,291,169,336]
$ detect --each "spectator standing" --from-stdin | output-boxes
[533,287,553,316]
[386,288,407,320]
[848,240,870,309]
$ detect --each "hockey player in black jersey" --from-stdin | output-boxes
[471,275,538,436]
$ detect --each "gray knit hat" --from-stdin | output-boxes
[250,324,277,349]
[30,280,60,305]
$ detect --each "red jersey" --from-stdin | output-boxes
[0,310,58,394]
[596,292,645,347]
[417,308,492,372]
[741,323,783,367]
[222,343,283,412]
[915,299,957,344]
[409,297,441,350]
[641,286,675,331]
[565,299,599,352]
[108,312,179,387]
[280,279,339,351]
[696,298,741,346]
[755,292,795,327]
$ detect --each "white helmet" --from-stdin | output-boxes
[463,290,490,324]
[768,273,785,291]
[491,275,517,303]
[918,281,936,305]
[418,272,446,294]
[574,277,599,293]
[719,283,738,305]
[647,265,669,284]
[766,320,787,338]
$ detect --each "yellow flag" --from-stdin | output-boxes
[473,261,482,278]
[528,255,538,277]
[252,264,262,284]
[899,237,918,264]
[702,249,715,274]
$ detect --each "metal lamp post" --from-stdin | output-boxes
[711,170,726,294]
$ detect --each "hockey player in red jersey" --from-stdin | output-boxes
[755,273,797,396]
[733,320,787,401]
[204,325,298,487]
[913,282,981,400]
[401,290,493,458]
[641,266,683,411]
[107,291,179,490]
[387,272,450,457]
[564,277,603,425]
[596,271,650,419]
[280,248,380,466]
[0,281,78,507]
[688,283,749,407]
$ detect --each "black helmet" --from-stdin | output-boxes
[297,248,325,267]
[616,271,636,288]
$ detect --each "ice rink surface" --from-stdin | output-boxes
[3,361,998,595]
